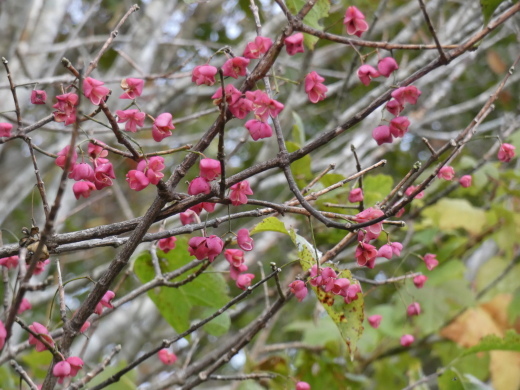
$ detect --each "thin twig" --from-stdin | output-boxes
[56,259,68,326]
[354,272,421,285]
[9,360,39,390]
[68,345,122,390]
[417,0,448,63]
[2,57,22,128]
[85,4,141,77]
[25,137,50,217]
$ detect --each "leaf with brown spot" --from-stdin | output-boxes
[288,228,364,360]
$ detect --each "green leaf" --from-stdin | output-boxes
[508,288,520,323]
[422,198,486,235]
[285,0,330,49]
[292,112,306,145]
[438,368,467,390]
[200,307,231,336]
[0,366,16,389]
[461,330,520,356]
[88,361,137,390]
[250,216,289,235]
[20,349,53,379]
[288,228,364,359]
[480,0,507,24]
[286,141,313,188]
[134,237,230,334]
[362,174,394,207]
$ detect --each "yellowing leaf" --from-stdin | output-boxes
[441,307,520,390]
[285,0,330,49]
[288,228,364,359]
[250,217,289,235]
[422,198,486,235]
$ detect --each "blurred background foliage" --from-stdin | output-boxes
[1,0,520,388]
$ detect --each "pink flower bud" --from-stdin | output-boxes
[344,284,362,304]
[331,277,350,296]
[55,146,78,170]
[284,33,304,55]
[28,322,54,352]
[88,141,108,161]
[352,207,385,241]
[158,349,177,365]
[244,90,284,122]
[95,290,115,315]
[386,99,404,116]
[372,125,393,145]
[405,185,425,199]
[304,71,327,103]
[119,78,144,99]
[343,6,368,37]
[243,36,273,59]
[438,166,455,180]
[116,109,146,132]
[378,57,399,77]
[229,181,253,206]
[391,85,422,105]
[413,274,427,288]
[459,175,472,188]
[368,314,383,328]
[296,381,311,390]
[53,93,78,125]
[73,181,96,199]
[188,235,224,262]
[152,113,175,142]
[356,242,378,268]
[400,334,414,347]
[94,162,116,190]
[126,170,150,191]
[83,77,110,105]
[389,116,410,138]
[0,255,19,269]
[423,253,439,271]
[237,229,254,251]
[180,209,198,225]
[158,237,177,253]
[192,64,218,86]
[69,163,95,181]
[67,356,84,377]
[407,302,421,316]
[0,321,6,351]
[498,143,516,162]
[289,280,308,302]
[32,259,50,275]
[389,242,403,256]
[200,158,221,181]
[348,188,364,203]
[211,84,242,106]
[377,244,393,259]
[18,298,31,314]
[229,98,254,119]
[80,321,90,333]
[188,177,211,195]
[224,249,244,267]
[230,263,248,280]
[53,361,71,383]
[245,119,273,141]
[0,123,13,137]
[31,90,47,104]
[357,64,380,86]
[222,57,250,79]
[236,273,255,290]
